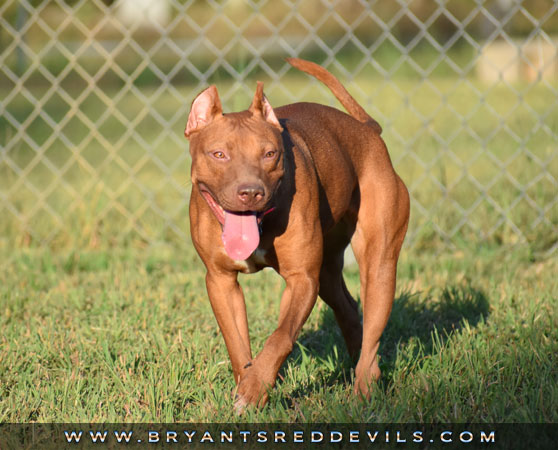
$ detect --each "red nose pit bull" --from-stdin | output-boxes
[184,58,410,412]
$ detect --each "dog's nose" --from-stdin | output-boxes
[237,184,265,204]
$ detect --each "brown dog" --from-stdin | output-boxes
[184,58,409,411]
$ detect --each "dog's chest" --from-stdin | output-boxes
[230,248,269,274]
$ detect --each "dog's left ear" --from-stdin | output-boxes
[249,82,283,131]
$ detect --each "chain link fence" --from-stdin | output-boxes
[1,0,557,254]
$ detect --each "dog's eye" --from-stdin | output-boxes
[264,150,276,159]
[212,150,227,159]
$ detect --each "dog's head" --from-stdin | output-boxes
[185,82,285,260]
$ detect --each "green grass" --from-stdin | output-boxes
[0,243,556,422]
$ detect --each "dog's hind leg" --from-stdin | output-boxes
[350,170,409,399]
[319,221,363,360]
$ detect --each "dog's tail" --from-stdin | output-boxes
[286,57,382,134]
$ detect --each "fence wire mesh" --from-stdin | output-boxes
[1,0,557,254]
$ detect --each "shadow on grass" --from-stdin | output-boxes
[282,284,490,401]
[382,285,490,361]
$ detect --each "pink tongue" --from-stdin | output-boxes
[222,211,260,260]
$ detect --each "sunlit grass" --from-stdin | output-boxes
[0,245,556,422]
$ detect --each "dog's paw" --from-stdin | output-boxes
[353,376,373,400]
[354,360,381,400]
[233,392,249,415]
[233,368,271,414]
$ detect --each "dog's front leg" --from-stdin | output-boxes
[234,268,320,411]
[206,271,252,383]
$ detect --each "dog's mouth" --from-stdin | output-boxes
[199,186,227,225]
[199,184,274,261]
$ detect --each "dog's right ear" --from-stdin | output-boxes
[185,85,223,139]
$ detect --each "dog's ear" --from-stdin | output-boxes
[185,85,223,138]
[249,81,282,131]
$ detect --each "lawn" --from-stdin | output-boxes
[1,71,557,423]
[0,243,557,422]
